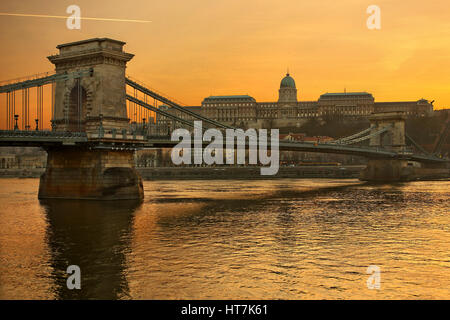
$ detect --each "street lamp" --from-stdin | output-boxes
[14,115,19,130]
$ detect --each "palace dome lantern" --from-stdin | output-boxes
[278,72,298,103]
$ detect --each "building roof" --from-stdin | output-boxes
[184,106,202,111]
[56,38,126,49]
[203,95,255,102]
[280,73,296,89]
[320,92,373,99]
[374,100,431,105]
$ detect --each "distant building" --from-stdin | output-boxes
[280,133,333,143]
[0,148,47,169]
[18,154,46,169]
[0,155,17,169]
[154,72,434,130]
[318,92,375,117]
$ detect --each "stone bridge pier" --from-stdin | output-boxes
[39,147,143,200]
[360,112,412,182]
[38,38,143,200]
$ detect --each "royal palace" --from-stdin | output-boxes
[153,72,433,130]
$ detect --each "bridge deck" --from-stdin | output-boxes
[0,130,448,163]
[144,138,447,163]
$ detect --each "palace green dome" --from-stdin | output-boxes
[280,73,296,88]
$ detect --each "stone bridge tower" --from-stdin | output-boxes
[39,38,143,200]
[361,111,411,181]
[48,38,133,134]
[368,111,406,152]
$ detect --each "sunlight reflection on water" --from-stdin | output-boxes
[0,178,448,299]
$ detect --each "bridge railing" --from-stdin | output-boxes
[0,130,87,138]
[0,71,55,87]
[126,75,188,107]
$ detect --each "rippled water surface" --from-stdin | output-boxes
[0,178,448,299]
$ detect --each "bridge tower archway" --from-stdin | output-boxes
[48,38,134,134]
[67,83,87,132]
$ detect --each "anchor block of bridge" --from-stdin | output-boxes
[39,38,143,200]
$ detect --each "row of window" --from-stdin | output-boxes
[155,104,432,123]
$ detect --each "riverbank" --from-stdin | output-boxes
[1,165,448,181]
[0,168,45,178]
[137,165,364,180]
[0,166,364,180]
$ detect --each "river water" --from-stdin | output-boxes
[0,178,448,299]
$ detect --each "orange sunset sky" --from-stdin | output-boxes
[1,0,450,113]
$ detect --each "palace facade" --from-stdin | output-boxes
[154,72,434,131]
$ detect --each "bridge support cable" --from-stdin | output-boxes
[330,127,373,144]
[5,92,7,130]
[130,92,136,123]
[36,86,39,130]
[433,120,449,155]
[12,91,15,130]
[405,133,431,155]
[5,92,9,130]
[21,89,25,130]
[9,91,13,130]
[8,91,15,130]
[1,69,94,131]
[341,125,392,145]
[27,88,31,129]
[36,85,44,130]
[6,92,9,130]
[125,77,234,130]
[126,94,202,131]
[51,82,55,129]
[21,88,30,130]
[135,88,140,123]
[0,69,93,93]
[144,94,148,122]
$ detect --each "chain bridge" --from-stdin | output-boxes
[0,38,448,200]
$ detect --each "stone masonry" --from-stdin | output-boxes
[39,38,143,200]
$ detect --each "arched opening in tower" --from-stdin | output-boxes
[381,130,393,148]
[68,83,87,132]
